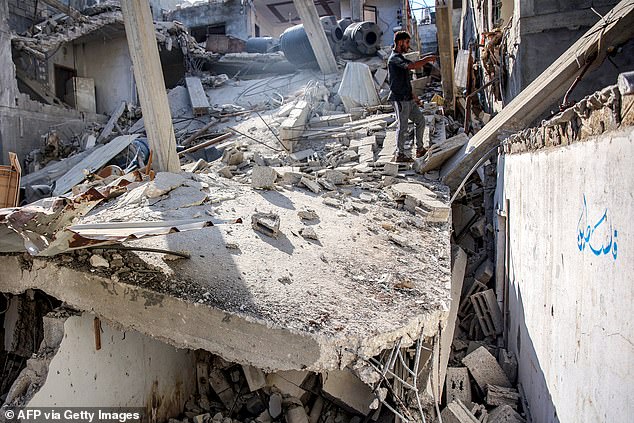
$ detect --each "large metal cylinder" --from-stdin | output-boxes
[342,21,383,55]
[280,16,342,67]
[246,37,278,53]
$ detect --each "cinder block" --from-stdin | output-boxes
[463,347,511,392]
[470,289,503,336]
[440,400,479,423]
[322,370,375,415]
[251,166,278,190]
[266,370,308,398]
[488,405,525,423]
[474,260,494,284]
[242,365,266,392]
[486,385,520,410]
[445,367,472,406]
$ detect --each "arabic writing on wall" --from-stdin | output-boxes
[577,195,618,260]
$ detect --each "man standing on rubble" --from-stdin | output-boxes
[388,31,429,163]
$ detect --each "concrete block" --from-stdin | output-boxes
[445,367,472,406]
[474,260,494,284]
[41,313,66,349]
[280,101,310,152]
[322,370,375,415]
[308,396,324,423]
[486,384,520,410]
[487,405,525,423]
[251,212,280,238]
[285,406,309,423]
[309,114,351,127]
[440,400,479,423]
[470,289,503,336]
[499,349,518,385]
[323,170,346,185]
[242,365,266,392]
[462,347,512,392]
[209,369,235,409]
[383,162,399,176]
[251,166,277,190]
[289,149,315,162]
[266,370,308,398]
[300,177,322,194]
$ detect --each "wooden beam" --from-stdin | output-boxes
[185,76,210,116]
[441,0,634,190]
[120,0,180,173]
[435,0,455,105]
[292,0,338,74]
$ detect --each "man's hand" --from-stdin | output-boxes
[407,54,437,70]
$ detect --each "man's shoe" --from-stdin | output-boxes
[415,149,427,159]
[392,154,413,163]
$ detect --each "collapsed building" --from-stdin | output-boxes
[0,0,633,423]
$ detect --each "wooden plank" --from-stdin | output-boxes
[179,133,232,157]
[97,101,126,143]
[120,0,180,173]
[53,135,139,196]
[441,0,634,190]
[435,0,455,105]
[292,0,338,74]
[185,76,210,116]
[454,50,471,92]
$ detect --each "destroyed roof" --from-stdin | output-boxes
[10,8,218,61]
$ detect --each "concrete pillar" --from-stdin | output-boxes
[120,0,180,172]
[292,0,338,74]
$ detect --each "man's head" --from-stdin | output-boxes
[394,31,411,53]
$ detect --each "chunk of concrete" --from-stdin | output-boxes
[300,177,322,194]
[322,370,375,415]
[251,166,278,190]
[486,384,520,410]
[252,212,280,238]
[285,406,309,423]
[143,172,186,198]
[474,260,494,284]
[266,370,308,398]
[298,210,319,221]
[242,365,267,392]
[462,347,512,392]
[323,170,346,185]
[193,414,210,423]
[156,185,207,209]
[440,399,479,423]
[290,149,315,162]
[89,255,109,268]
[488,405,525,423]
[445,367,472,406]
[383,162,399,176]
[269,392,282,419]
[499,349,518,385]
[299,227,318,240]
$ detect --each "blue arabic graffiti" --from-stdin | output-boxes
[577,195,618,260]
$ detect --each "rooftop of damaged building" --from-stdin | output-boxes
[9,2,217,61]
[0,60,456,374]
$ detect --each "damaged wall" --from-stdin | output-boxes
[166,0,254,41]
[495,121,634,420]
[28,313,197,421]
[509,0,634,105]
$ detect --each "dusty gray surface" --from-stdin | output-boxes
[78,172,452,339]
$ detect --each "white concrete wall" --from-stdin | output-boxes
[364,0,400,47]
[75,37,136,115]
[28,313,197,421]
[495,127,634,423]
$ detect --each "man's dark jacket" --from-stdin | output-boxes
[388,50,412,101]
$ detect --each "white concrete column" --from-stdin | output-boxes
[292,0,338,74]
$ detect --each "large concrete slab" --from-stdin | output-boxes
[0,173,452,372]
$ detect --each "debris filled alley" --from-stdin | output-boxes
[0,0,632,423]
